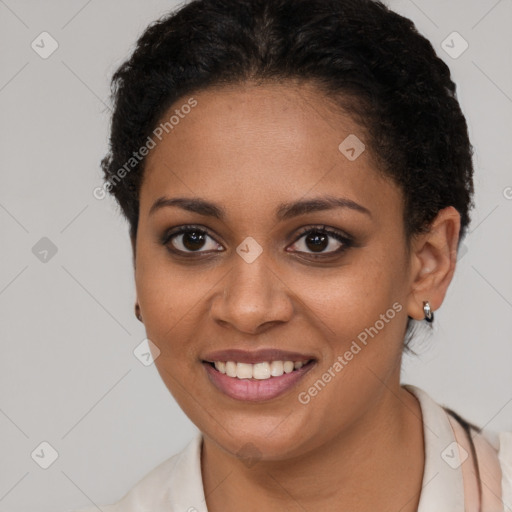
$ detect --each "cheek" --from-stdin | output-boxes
[134,250,202,354]
[295,254,409,393]
[296,255,406,332]
[295,272,407,433]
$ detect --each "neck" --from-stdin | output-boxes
[201,384,425,512]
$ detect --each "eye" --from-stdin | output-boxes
[162,225,224,255]
[287,225,353,257]
[161,224,353,258]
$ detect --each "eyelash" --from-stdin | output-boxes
[161,224,353,259]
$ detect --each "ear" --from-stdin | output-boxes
[130,233,137,268]
[406,206,461,321]
[130,234,142,322]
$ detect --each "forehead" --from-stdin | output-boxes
[140,82,401,222]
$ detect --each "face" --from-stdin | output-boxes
[134,82,414,461]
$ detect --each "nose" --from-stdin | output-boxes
[210,250,294,334]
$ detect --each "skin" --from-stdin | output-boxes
[132,81,460,512]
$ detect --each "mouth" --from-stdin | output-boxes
[202,358,316,402]
[203,359,315,379]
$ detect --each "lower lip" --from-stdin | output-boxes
[203,361,316,402]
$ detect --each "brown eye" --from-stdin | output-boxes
[162,226,224,254]
[303,231,330,252]
[288,226,353,256]
[179,230,208,251]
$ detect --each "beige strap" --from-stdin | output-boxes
[448,414,504,511]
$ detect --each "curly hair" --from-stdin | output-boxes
[99,0,475,348]
[101,0,474,239]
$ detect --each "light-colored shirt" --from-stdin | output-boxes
[72,384,512,512]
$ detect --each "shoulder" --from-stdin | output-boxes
[448,404,512,512]
[67,433,203,512]
[404,384,512,510]
[474,429,512,511]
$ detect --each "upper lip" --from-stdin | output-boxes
[202,349,316,364]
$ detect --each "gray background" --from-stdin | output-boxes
[0,0,511,510]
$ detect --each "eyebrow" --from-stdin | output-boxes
[149,195,372,220]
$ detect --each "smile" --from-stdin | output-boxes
[209,359,313,379]
[202,359,316,401]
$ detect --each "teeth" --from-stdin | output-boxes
[236,363,253,379]
[253,362,271,380]
[270,361,283,376]
[283,361,294,373]
[225,361,237,378]
[213,360,310,379]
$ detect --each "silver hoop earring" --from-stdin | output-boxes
[423,301,434,323]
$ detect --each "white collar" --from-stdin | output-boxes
[404,384,465,512]
[109,385,467,511]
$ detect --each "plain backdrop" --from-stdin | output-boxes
[0,0,511,510]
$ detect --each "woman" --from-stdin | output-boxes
[76,0,512,510]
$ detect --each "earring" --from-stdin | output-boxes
[423,301,434,323]
[135,304,142,322]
